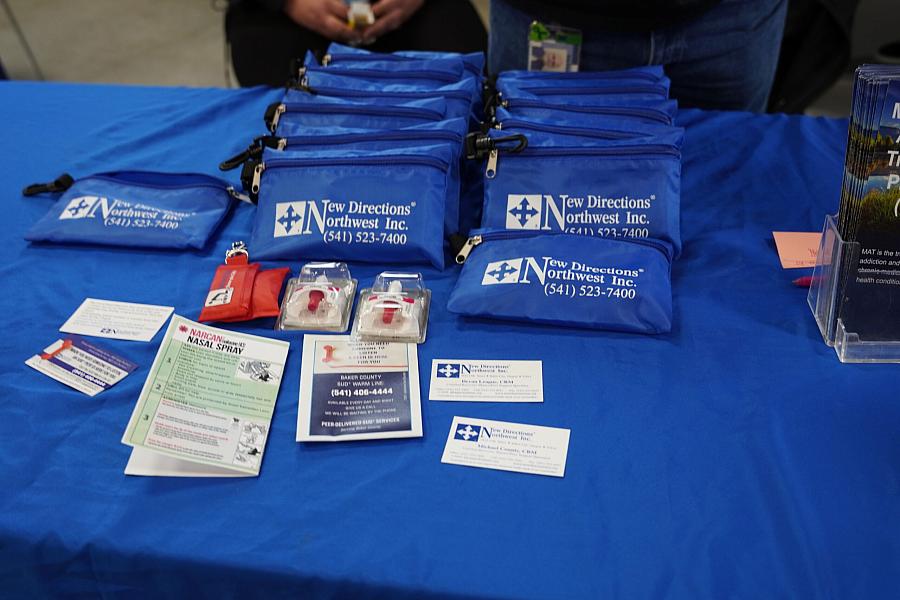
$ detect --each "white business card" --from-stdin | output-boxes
[60,298,174,342]
[429,359,543,403]
[441,416,570,477]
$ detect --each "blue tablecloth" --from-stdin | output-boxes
[0,82,897,599]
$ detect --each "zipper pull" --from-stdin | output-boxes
[264,103,286,133]
[240,158,263,203]
[226,186,253,205]
[322,53,332,66]
[485,149,498,179]
[251,163,265,196]
[455,235,483,264]
[272,104,286,132]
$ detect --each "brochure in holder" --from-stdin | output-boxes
[808,215,900,363]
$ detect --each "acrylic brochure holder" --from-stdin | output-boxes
[808,214,900,363]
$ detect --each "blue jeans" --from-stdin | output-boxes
[489,0,788,112]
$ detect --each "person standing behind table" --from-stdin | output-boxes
[227,0,488,87]
[488,0,788,113]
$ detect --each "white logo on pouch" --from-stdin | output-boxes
[59,196,102,220]
[505,193,654,231]
[482,257,552,285]
[505,195,543,229]
[482,259,524,285]
[273,199,414,242]
[274,201,309,237]
[205,287,233,307]
[58,195,188,228]
[482,256,643,288]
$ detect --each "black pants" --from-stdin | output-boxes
[226,0,487,87]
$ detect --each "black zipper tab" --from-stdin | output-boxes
[220,136,282,172]
[264,102,286,133]
[22,173,75,196]
[465,132,528,160]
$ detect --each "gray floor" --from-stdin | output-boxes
[0,0,896,117]
[0,0,230,87]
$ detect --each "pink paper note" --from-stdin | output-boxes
[772,231,822,269]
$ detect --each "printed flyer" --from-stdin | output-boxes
[297,335,422,442]
[121,315,289,477]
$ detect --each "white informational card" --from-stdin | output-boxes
[429,359,543,403]
[60,298,174,342]
[121,315,289,477]
[297,335,422,442]
[25,335,137,397]
[441,416,570,478]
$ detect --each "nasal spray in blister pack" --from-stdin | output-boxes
[276,262,356,332]
[352,272,431,343]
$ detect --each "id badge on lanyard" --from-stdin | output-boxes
[527,20,582,72]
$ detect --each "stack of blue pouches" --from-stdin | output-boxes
[446,68,684,334]
[480,67,683,257]
[222,44,485,270]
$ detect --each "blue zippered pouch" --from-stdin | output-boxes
[323,43,485,79]
[495,110,684,144]
[265,96,447,135]
[299,52,466,86]
[220,119,466,236]
[498,76,669,93]
[500,92,677,126]
[23,171,239,250]
[497,65,664,83]
[479,131,683,256]
[249,145,453,268]
[263,119,465,236]
[467,114,681,238]
[448,230,673,334]
[497,81,669,105]
[285,75,476,122]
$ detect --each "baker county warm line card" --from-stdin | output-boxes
[297,335,422,442]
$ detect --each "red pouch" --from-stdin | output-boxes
[219,267,289,322]
[250,267,290,318]
[198,251,259,322]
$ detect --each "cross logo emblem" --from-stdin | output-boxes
[454,424,481,442]
[509,198,538,226]
[487,262,517,282]
[506,194,542,229]
[274,201,306,237]
[482,259,523,285]
[59,195,100,220]
[278,206,301,232]
[68,199,90,216]
[437,363,461,378]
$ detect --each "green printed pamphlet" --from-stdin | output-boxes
[121,315,289,477]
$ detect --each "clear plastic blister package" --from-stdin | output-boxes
[352,272,431,343]
[276,262,356,332]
